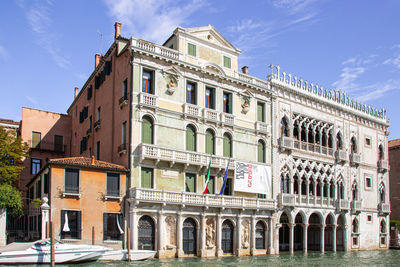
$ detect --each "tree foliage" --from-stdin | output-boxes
[0,126,27,212]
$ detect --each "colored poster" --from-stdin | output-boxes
[234,161,271,195]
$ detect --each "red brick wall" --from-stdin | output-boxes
[389,145,400,220]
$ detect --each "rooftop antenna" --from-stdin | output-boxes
[97,29,103,55]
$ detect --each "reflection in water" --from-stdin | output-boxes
[20,250,400,267]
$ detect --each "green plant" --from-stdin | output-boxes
[31,198,42,208]
[390,219,400,231]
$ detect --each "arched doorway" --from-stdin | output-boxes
[255,221,266,249]
[183,218,197,254]
[336,215,345,251]
[308,213,321,251]
[294,213,303,251]
[138,215,155,250]
[325,214,335,251]
[279,213,290,251]
[222,220,234,253]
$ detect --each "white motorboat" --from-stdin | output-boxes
[0,239,110,264]
[99,249,156,261]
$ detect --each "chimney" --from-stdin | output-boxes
[74,87,79,98]
[241,66,249,75]
[91,155,95,165]
[95,54,101,69]
[114,22,121,40]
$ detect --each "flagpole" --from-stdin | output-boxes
[219,158,231,195]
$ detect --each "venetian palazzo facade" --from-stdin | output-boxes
[15,22,390,256]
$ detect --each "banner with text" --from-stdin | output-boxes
[234,161,271,195]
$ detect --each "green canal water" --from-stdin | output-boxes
[12,250,400,267]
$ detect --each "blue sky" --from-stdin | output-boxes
[1,0,400,139]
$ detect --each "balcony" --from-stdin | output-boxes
[378,203,390,215]
[350,153,361,166]
[139,92,158,109]
[129,187,275,210]
[94,120,101,130]
[278,193,296,208]
[86,128,92,137]
[183,103,201,119]
[119,95,128,108]
[203,108,219,123]
[279,136,294,151]
[335,149,347,163]
[378,160,389,173]
[221,112,235,127]
[255,121,270,136]
[29,140,65,154]
[139,143,235,170]
[118,143,127,155]
[351,200,363,213]
[336,199,350,211]
[292,139,334,156]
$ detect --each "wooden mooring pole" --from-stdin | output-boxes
[50,221,55,267]
[92,226,95,245]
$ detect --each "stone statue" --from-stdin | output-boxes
[242,220,249,248]
[206,218,215,248]
[165,216,176,248]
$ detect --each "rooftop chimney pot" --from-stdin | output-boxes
[241,66,249,75]
[74,87,79,98]
[114,22,121,40]
[91,155,95,165]
[95,54,101,69]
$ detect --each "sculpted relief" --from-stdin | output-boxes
[206,218,216,248]
[241,220,249,249]
[165,216,176,248]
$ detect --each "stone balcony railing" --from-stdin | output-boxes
[255,121,269,135]
[336,199,350,211]
[378,203,390,214]
[139,92,158,108]
[220,112,235,127]
[278,193,336,208]
[350,153,361,166]
[293,140,334,156]
[378,160,389,173]
[279,136,294,151]
[203,108,219,122]
[184,103,201,118]
[139,143,235,170]
[335,149,347,163]
[130,187,276,210]
[351,200,363,213]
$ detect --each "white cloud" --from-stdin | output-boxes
[383,55,400,69]
[272,0,320,25]
[228,19,261,32]
[19,0,71,69]
[0,45,8,61]
[104,0,205,44]
[25,95,39,105]
[357,80,400,102]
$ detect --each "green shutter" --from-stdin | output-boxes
[223,134,232,157]
[141,167,153,188]
[186,126,196,151]
[206,130,214,154]
[142,117,153,144]
[207,176,215,194]
[223,56,231,68]
[257,102,264,122]
[185,173,195,192]
[188,43,196,57]
[228,93,233,114]
[258,141,265,163]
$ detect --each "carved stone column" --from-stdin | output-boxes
[303,223,308,253]
[216,214,223,257]
[306,179,310,204]
[236,213,242,256]
[313,181,317,205]
[157,210,164,256]
[40,197,50,240]
[268,218,274,254]
[176,212,184,257]
[200,213,207,257]
[289,178,294,194]
[289,223,295,254]
[129,206,137,250]
[250,215,256,255]
[320,224,325,252]
[332,224,337,252]
[343,225,348,251]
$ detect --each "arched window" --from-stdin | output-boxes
[223,133,232,157]
[205,129,215,155]
[378,144,384,160]
[321,129,327,147]
[337,178,344,200]
[336,132,343,150]
[352,218,359,234]
[186,125,197,152]
[138,215,155,250]
[323,180,328,197]
[308,127,314,144]
[301,176,307,196]
[350,136,357,154]
[258,140,266,163]
[315,128,321,145]
[293,122,299,140]
[281,117,289,137]
[280,172,289,193]
[301,124,307,142]
[293,174,299,194]
[309,179,315,196]
[379,183,385,203]
[380,219,386,234]
[329,180,335,198]
[255,221,266,249]
[352,183,358,201]
[142,116,154,144]
[328,131,333,148]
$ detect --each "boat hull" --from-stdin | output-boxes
[99,249,156,261]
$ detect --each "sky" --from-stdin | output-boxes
[1,0,400,139]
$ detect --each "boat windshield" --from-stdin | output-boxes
[33,240,63,249]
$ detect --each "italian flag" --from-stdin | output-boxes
[202,161,212,194]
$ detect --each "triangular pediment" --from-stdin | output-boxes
[238,89,255,98]
[202,63,226,76]
[184,25,241,54]
[162,66,184,78]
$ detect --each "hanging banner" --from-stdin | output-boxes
[234,161,271,195]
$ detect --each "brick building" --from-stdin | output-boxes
[389,139,400,221]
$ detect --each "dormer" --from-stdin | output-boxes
[163,25,241,76]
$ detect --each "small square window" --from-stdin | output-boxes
[107,173,120,197]
[365,176,372,189]
[353,237,358,246]
[365,137,371,147]
[188,43,196,57]
[223,56,231,68]
[367,215,372,223]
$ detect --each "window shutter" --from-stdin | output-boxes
[223,135,232,157]
[185,174,195,193]
[258,141,265,163]
[228,93,232,114]
[141,168,153,189]
[257,103,264,122]
[103,213,108,240]
[207,176,214,194]
[142,118,153,144]
[186,126,196,152]
[206,131,214,154]
[77,211,82,239]
[60,210,65,239]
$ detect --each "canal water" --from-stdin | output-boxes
[14,250,400,267]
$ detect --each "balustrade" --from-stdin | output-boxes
[378,160,389,173]
[139,92,158,107]
[290,139,333,156]
[184,103,201,118]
